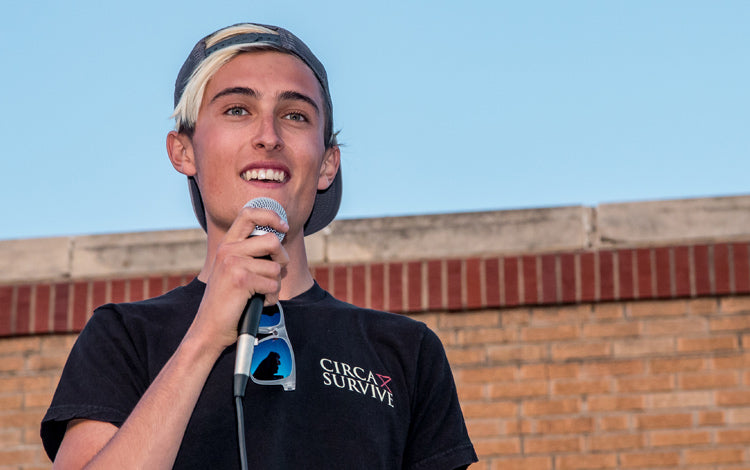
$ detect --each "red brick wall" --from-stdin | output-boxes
[2,240,750,468]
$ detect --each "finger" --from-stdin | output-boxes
[224,205,289,244]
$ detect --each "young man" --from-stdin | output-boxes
[41,23,477,469]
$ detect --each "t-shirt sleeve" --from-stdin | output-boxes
[403,326,478,470]
[40,305,149,461]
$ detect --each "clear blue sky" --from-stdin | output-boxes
[2,1,748,240]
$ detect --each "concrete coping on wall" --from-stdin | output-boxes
[2,195,750,283]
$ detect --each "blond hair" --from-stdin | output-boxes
[172,24,337,147]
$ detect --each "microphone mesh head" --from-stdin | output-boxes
[245,197,287,242]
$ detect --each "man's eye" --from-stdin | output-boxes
[226,107,248,116]
[284,112,307,122]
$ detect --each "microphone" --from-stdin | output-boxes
[234,197,287,398]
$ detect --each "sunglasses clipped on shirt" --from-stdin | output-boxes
[250,302,296,391]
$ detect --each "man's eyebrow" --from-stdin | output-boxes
[210,87,258,103]
[278,91,320,115]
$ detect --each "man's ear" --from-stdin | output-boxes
[318,145,341,190]
[166,131,197,177]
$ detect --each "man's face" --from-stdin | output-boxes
[187,50,338,237]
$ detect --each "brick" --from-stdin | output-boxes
[503,256,520,307]
[650,430,711,447]
[541,254,557,304]
[531,304,591,325]
[485,257,500,307]
[445,347,486,366]
[599,415,629,432]
[599,250,615,302]
[679,371,739,390]
[352,264,367,309]
[0,395,22,411]
[684,448,744,465]
[72,281,89,330]
[440,311,497,329]
[650,357,705,374]
[0,337,41,355]
[583,360,644,377]
[717,429,750,444]
[0,449,38,466]
[649,391,714,409]
[15,285,31,335]
[34,284,50,334]
[628,299,686,318]
[612,337,674,357]
[489,381,547,399]
[636,248,654,299]
[23,390,54,409]
[522,398,581,416]
[710,314,750,332]
[698,410,724,426]
[589,433,644,451]
[635,413,692,430]
[551,342,611,361]
[489,456,550,470]
[504,418,533,435]
[618,249,634,300]
[688,298,717,315]
[582,322,639,339]
[371,263,385,311]
[466,258,482,310]
[525,436,581,454]
[462,401,517,419]
[728,408,750,425]
[654,247,672,298]
[717,390,750,406]
[472,437,521,456]
[520,363,579,380]
[643,317,706,336]
[456,327,515,346]
[620,451,679,468]
[446,259,462,310]
[458,366,516,383]
[587,395,644,412]
[553,379,611,396]
[580,252,596,302]
[593,303,624,321]
[556,453,617,470]
[673,246,691,297]
[456,384,484,401]
[733,242,750,293]
[488,344,547,362]
[536,417,594,434]
[693,244,712,296]
[714,243,731,295]
[522,255,539,305]
[616,375,673,393]
[560,253,576,304]
[466,419,503,438]
[677,335,739,353]
[521,324,578,342]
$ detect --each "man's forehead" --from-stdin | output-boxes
[206,50,324,102]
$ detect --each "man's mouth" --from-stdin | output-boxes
[241,169,287,183]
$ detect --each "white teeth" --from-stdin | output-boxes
[242,169,286,182]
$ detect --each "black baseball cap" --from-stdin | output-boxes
[174,23,342,236]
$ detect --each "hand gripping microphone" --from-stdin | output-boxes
[233,197,287,398]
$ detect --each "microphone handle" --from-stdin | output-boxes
[234,294,264,397]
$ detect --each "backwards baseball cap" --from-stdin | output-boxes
[173,23,342,236]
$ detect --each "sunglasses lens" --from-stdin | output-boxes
[258,306,281,328]
[251,338,293,380]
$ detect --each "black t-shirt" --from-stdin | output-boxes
[41,279,477,469]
